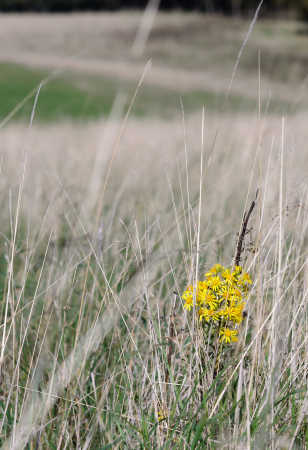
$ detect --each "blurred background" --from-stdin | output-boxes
[0,0,307,123]
[1,0,308,15]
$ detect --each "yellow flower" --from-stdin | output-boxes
[221,303,245,323]
[222,268,235,285]
[234,265,242,274]
[220,285,231,301]
[199,307,219,323]
[183,297,193,311]
[205,264,223,277]
[239,272,252,285]
[208,276,221,291]
[230,286,242,299]
[219,327,238,344]
[157,409,167,422]
[181,264,251,341]
[196,281,208,305]
[204,290,218,309]
[182,285,193,300]
[182,285,194,310]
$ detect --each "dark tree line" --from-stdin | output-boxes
[0,0,308,19]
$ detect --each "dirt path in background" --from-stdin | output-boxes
[0,50,239,94]
[0,13,306,107]
[0,50,301,106]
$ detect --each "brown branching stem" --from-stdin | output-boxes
[234,190,259,267]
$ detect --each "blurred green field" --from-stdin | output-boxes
[0,13,308,122]
[0,62,297,123]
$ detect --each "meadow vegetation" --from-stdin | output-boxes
[0,62,268,122]
[0,11,308,449]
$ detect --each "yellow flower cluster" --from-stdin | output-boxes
[157,409,168,423]
[182,264,252,344]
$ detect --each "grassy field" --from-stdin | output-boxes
[0,11,308,449]
[0,62,270,122]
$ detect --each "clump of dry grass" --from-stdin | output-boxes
[0,110,308,448]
